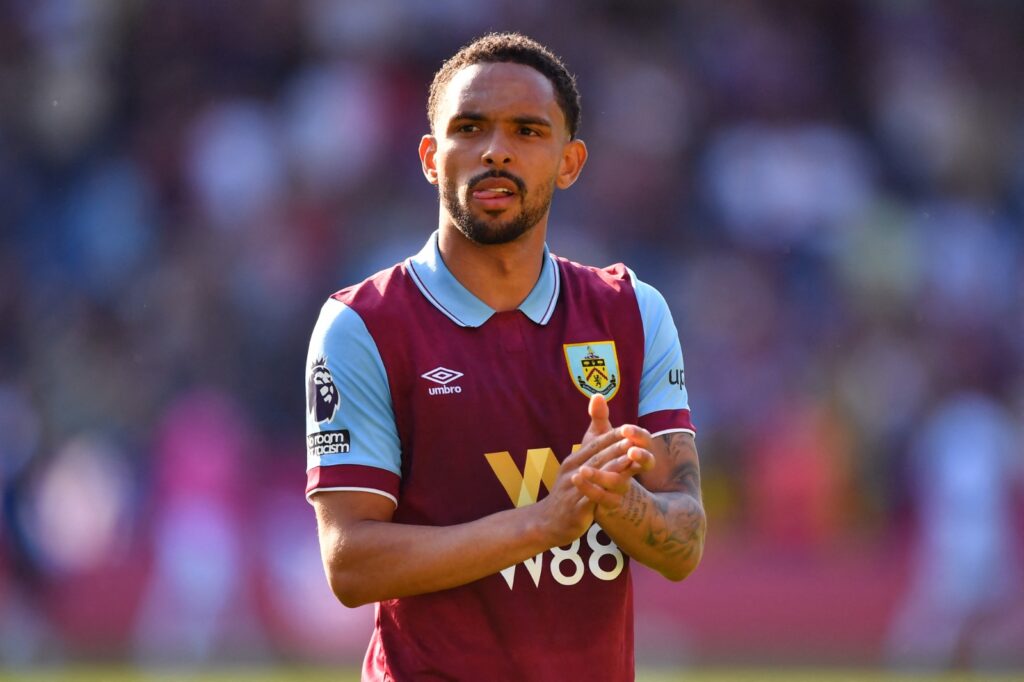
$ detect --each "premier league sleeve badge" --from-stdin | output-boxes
[307,356,340,423]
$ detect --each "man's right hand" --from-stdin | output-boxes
[533,396,636,547]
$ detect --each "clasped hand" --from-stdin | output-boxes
[539,395,655,546]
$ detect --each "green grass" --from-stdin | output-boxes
[0,667,1021,682]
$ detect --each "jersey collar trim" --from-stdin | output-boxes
[406,231,560,328]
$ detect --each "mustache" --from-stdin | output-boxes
[468,170,526,194]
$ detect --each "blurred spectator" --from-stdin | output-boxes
[887,392,1024,669]
[744,394,853,548]
[132,388,261,664]
[24,435,134,576]
[184,100,287,232]
[702,123,874,252]
[0,384,46,665]
[253,466,375,661]
[22,434,142,655]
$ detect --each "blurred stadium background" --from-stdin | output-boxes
[1,0,1023,678]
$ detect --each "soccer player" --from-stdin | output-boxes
[305,32,706,681]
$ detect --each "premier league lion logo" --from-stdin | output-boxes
[307,356,339,423]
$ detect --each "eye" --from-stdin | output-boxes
[519,127,540,137]
[457,123,481,133]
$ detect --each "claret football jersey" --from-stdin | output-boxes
[305,231,694,681]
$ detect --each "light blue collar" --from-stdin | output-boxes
[406,231,560,328]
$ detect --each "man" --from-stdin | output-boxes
[305,33,705,681]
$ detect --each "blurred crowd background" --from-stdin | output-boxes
[1,0,1023,673]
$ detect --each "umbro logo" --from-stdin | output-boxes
[422,367,464,395]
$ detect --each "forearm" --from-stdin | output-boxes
[596,480,705,581]
[315,419,632,607]
[319,504,554,606]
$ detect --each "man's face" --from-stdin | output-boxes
[424,62,575,245]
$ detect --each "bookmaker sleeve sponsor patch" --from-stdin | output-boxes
[563,341,620,400]
[307,430,350,457]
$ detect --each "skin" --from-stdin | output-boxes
[419,61,587,311]
[313,61,705,607]
[572,395,706,581]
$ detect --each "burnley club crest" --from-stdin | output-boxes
[563,341,620,400]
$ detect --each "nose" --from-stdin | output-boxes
[482,132,513,166]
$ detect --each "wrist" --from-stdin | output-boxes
[596,479,643,524]
[521,498,559,551]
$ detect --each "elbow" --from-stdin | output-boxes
[322,540,375,607]
[662,550,703,582]
[336,589,371,609]
[662,516,707,582]
[319,524,378,607]
[326,565,373,608]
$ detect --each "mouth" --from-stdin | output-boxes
[468,174,522,210]
[472,186,516,201]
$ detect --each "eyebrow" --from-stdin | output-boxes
[451,111,486,123]
[449,112,553,129]
[511,115,552,129]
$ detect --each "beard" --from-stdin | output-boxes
[442,170,554,245]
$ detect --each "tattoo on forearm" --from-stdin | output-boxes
[647,433,705,559]
[665,433,701,498]
[670,461,700,498]
[601,431,706,565]
[613,484,649,527]
[606,432,705,563]
[643,493,705,562]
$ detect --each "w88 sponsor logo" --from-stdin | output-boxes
[499,524,624,589]
[485,447,626,590]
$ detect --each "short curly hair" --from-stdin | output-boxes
[427,33,581,139]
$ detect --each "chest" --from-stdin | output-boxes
[379,300,643,524]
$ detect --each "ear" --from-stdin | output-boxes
[419,135,439,185]
[555,139,588,190]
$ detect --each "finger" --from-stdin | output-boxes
[572,474,624,509]
[620,424,654,448]
[564,427,625,467]
[599,455,637,474]
[573,494,597,514]
[577,466,633,494]
[595,451,651,476]
[625,446,656,472]
[588,394,610,430]
[583,437,635,470]
[581,394,613,444]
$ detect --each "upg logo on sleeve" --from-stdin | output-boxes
[307,430,350,457]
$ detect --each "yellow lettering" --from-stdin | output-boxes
[484,448,561,508]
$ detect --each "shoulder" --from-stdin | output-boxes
[623,267,673,320]
[310,261,413,350]
[553,255,636,296]
[553,256,673,315]
[319,258,435,336]
[329,261,412,313]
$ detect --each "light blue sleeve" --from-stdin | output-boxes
[305,298,401,477]
[628,268,691,420]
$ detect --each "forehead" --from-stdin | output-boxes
[436,62,564,128]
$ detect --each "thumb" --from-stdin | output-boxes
[584,394,612,439]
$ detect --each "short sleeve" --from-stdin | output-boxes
[628,269,696,437]
[305,298,401,505]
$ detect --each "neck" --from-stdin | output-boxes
[437,222,547,312]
